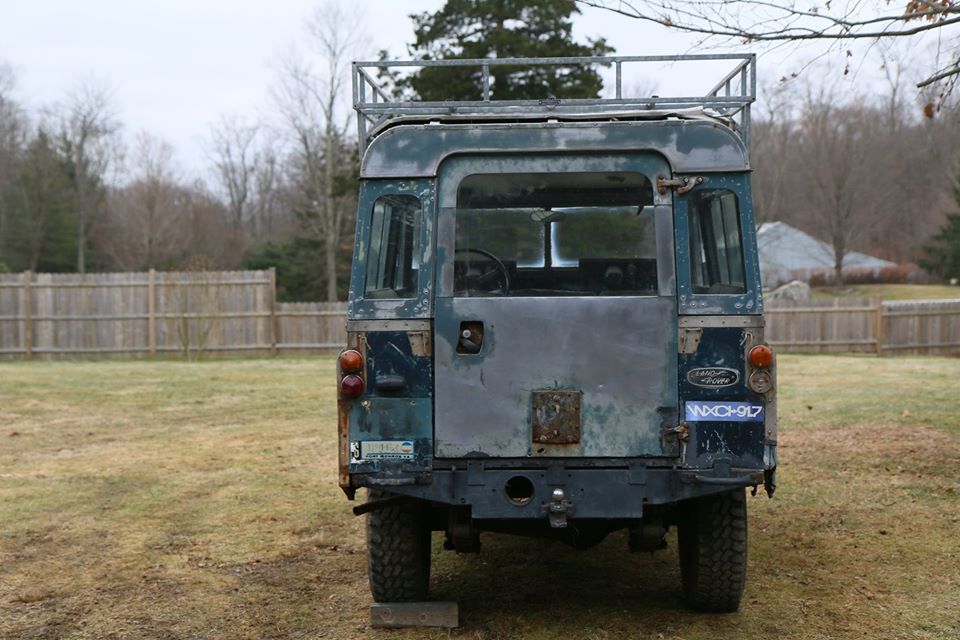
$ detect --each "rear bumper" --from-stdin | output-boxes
[350,459,766,520]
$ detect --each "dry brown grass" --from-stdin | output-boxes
[1,355,958,639]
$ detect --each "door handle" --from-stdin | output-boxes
[457,321,484,354]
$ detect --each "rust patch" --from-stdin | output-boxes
[531,391,582,444]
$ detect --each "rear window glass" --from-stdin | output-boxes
[454,172,657,297]
[688,189,745,294]
[365,195,421,299]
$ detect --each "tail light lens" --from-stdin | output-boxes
[338,349,363,373]
[748,344,773,368]
[340,374,365,398]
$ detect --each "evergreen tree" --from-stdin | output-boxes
[400,0,613,101]
[919,193,960,282]
[3,129,76,272]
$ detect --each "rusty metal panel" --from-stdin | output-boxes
[361,121,750,179]
[532,390,582,445]
[432,152,678,459]
[433,296,677,458]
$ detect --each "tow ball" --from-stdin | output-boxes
[545,488,573,528]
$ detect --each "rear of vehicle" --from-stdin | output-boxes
[337,55,776,612]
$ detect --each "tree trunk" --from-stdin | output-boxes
[832,236,844,287]
[77,205,85,273]
[325,230,338,301]
[324,131,338,301]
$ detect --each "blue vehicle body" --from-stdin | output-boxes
[338,55,776,610]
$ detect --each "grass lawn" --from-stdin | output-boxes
[811,283,960,301]
[1,355,959,639]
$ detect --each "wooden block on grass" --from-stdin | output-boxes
[370,601,459,628]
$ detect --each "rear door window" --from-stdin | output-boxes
[365,195,421,299]
[688,189,745,294]
[454,172,657,297]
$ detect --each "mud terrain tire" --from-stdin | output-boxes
[366,489,431,602]
[678,488,748,612]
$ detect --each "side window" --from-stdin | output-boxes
[365,195,421,299]
[688,189,746,294]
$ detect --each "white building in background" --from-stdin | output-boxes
[757,222,897,288]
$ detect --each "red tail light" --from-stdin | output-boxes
[748,345,773,368]
[340,374,365,398]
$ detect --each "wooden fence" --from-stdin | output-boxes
[765,298,960,356]
[0,270,346,359]
[1,270,958,358]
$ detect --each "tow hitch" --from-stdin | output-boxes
[545,488,573,528]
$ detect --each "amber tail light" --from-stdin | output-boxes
[748,344,773,368]
[338,349,363,373]
[338,349,365,399]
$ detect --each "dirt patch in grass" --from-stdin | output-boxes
[1,356,959,639]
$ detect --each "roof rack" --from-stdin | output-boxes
[352,54,756,153]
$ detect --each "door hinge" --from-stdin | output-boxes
[657,175,704,195]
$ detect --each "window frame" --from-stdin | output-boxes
[364,194,423,300]
[688,188,746,294]
[674,174,762,315]
[434,153,676,300]
[348,179,434,320]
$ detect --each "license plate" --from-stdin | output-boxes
[352,440,416,461]
[685,401,764,422]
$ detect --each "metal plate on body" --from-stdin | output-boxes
[531,390,582,444]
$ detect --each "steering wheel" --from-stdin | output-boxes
[454,248,511,295]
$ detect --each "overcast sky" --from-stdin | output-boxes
[0,1,923,178]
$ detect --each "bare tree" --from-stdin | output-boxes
[102,133,244,271]
[798,91,894,284]
[578,1,960,97]
[208,116,290,240]
[50,82,120,273]
[272,0,362,301]
[250,140,286,239]
[750,82,797,225]
[179,181,245,268]
[208,115,258,233]
[103,133,185,270]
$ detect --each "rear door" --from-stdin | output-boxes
[433,154,678,458]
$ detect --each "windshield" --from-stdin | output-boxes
[454,172,657,297]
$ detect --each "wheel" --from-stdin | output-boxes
[453,247,511,295]
[677,488,748,612]
[365,489,431,602]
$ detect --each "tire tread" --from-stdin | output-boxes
[366,489,430,602]
[678,489,748,612]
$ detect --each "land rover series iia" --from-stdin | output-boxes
[337,55,776,612]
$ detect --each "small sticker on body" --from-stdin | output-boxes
[353,440,416,461]
[685,401,764,422]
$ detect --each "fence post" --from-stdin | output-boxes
[269,267,278,356]
[874,297,885,356]
[23,271,33,360]
[148,269,157,356]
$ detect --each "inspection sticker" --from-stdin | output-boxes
[685,401,764,422]
[354,440,415,461]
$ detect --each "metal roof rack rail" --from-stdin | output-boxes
[352,54,756,153]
